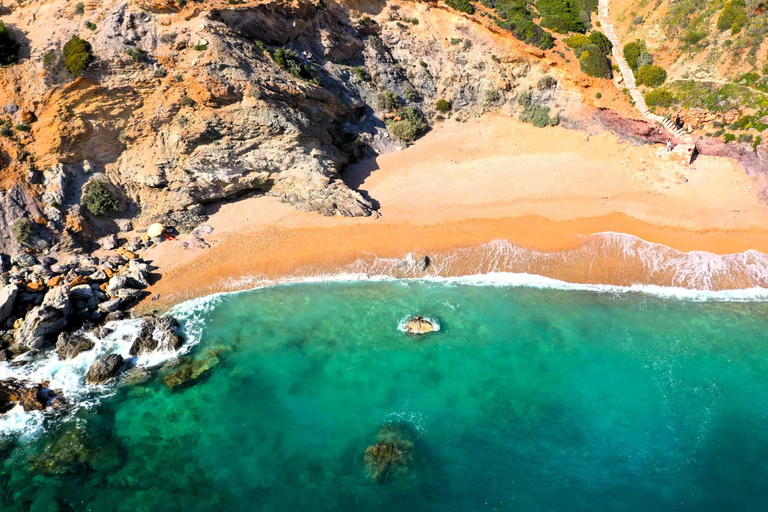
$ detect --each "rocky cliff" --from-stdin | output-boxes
[0,0,583,255]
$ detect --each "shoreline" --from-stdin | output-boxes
[139,115,768,311]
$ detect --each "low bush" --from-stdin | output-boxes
[564,34,589,49]
[578,44,612,79]
[125,47,144,62]
[272,47,320,84]
[645,88,674,107]
[536,0,588,33]
[723,133,736,143]
[636,65,667,87]
[717,0,747,33]
[12,219,32,246]
[445,0,474,14]
[538,76,558,89]
[386,107,429,143]
[82,180,118,216]
[85,21,97,31]
[520,104,559,127]
[376,91,401,112]
[353,67,370,82]
[623,40,646,71]
[63,35,94,76]
[0,21,20,66]
[435,99,452,113]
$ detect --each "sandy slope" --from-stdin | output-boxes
[138,115,768,309]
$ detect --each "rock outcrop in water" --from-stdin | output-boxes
[56,332,95,360]
[402,316,437,335]
[86,354,125,384]
[129,317,185,356]
[363,424,416,483]
[0,379,59,413]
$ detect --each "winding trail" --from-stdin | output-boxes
[597,0,693,145]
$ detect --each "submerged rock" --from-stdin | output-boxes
[402,316,437,334]
[363,424,416,483]
[129,316,185,356]
[162,353,220,391]
[55,332,95,360]
[86,354,124,384]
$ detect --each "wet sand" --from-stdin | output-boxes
[139,115,768,309]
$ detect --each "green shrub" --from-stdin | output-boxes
[0,125,11,137]
[445,0,475,14]
[578,44,612,79]
[125,47,144,61]
[74,2,84,14]
[564,34,590,48]
[538,76,558,89]
[411,18,419,25]
[0,21,20,66]
[42,50,56,67]
[181,96,195,107]
[753,136,762,152]
[386,107,429,143]
[717,1,747,33]
[13,219,32,246]
[636,65,667,87]
[193,43,207,51]
[645,88,674,107]
[683,31,706,45]
[82,180,118,216]
[353,67,371,82]
[588,31,612,54]
[595,92,602,99]
[272,47,320,84]
[623,40,646,71]
[376,91,401,112]
[536,0,588,33]
[14,123,30,132]
[85,21,97,31]
[63,35,94,76]
[403,84,420,102]
[723,133,736,143]
[494,13,554,50]
[636,51,653,69]
[520,104,559,127]
[738,133,754,143]
[435,99,452,113]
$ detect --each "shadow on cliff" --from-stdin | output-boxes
[342,157,380,210]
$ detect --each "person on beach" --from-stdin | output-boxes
[666,140,672,152]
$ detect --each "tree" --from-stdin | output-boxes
[717,0,748,33]
[63,35,94,76]
[82,180,118,216]
[588,31,612,55]
[0,21,20,66]
[636,65,667,87]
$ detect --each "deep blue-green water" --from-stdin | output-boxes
[2,280,768,511]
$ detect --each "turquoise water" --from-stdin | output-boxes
[2,280,768,511]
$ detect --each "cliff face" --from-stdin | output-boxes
[0,0,579,253]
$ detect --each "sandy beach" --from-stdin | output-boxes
[139,115,768,309]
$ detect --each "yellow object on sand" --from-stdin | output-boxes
[147,223,164,237]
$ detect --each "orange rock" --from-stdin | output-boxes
[13,318,24,330]
[105,268,116,278]
[100,282,108,292]
[26,282,46,292]
[118,249,138,260]
[68,275,89,287]
[47,275,65,287]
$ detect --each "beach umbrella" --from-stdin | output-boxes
[147,223,164,237]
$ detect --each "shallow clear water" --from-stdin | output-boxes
[2,280,768,511]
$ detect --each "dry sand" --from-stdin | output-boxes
[139,115,768,309]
